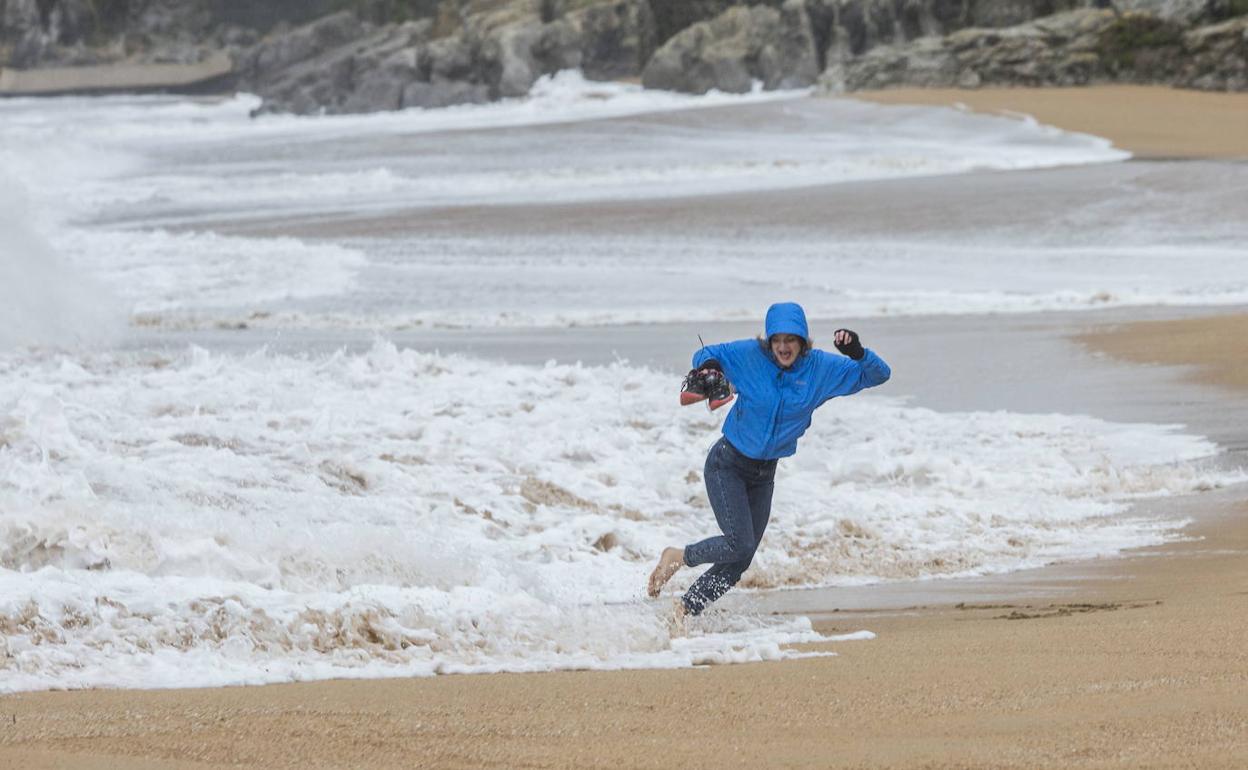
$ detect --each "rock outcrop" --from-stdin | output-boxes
[2,0,1245,111]
[819,8,1245,91]
[642,1,818,93]
[1175,14,1248,89]
[638,0,1136,95]
[236,0,656,114]
[1,0,264,68]
[821,9,1121,90]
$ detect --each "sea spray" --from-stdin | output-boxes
[0,176,126,351]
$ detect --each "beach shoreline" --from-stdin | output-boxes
[3,85,1248,768]
[3,309,1245,770]
[850,85,1248,160]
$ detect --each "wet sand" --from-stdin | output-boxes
[0,53,233,96]
[5,88,1248,768]
[854,85,1248,160]
[1079,312,1248,391]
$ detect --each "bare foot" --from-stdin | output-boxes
[647,547,685,598]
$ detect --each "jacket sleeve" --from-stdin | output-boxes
[692,339,754,381]
[816,348,891,401]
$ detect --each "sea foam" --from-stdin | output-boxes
[7,74,1244,333]
[0,343,1236,691]
[0,176,126,351]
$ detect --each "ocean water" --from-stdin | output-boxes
[1,72,1245,691]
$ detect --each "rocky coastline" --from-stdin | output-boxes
[1,0,1244,111]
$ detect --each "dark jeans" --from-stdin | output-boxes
[682,437,778,616]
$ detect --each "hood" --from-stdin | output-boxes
[764,302,809,341]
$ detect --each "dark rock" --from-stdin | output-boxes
[342,47,417,112]
[2,0,93,67]
[401,78,491,108]
[969,1,1087,28]
[642,1,819,93]
[4,0,1244,108]
[421,33,478,82]
[573,0,657,79]
[479,16,583,98]
[1117,0,1215,23]
[238,6,487,114]
[479,21,545,98]
[1095,11,1186,80]
[0,0,234,68]
[775,0,821,87]
[1176,15,1248,89]
[803,0,1091,68]
[212,0,343,33]
[821,7,1242,91]
[239,0,657,114]
[238,13,434,115]
[647,0,782,47]
[821,34,962,89]
[642,6,766,93]
[236,11,368,89]
[822,9,1118,89]
[535,16,585,74]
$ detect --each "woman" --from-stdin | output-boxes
[648,301,891,616]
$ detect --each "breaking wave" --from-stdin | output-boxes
[0,343,1236,690]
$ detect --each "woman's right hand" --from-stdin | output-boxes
[680,364,733,409]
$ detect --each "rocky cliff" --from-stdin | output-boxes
[822,8,1247,91]
[234,2,656,114]
[2,0,1245,111]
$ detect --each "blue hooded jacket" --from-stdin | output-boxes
[693,302,891,460]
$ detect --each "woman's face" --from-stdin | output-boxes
[770,334,803,368]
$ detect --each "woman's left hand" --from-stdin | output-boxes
[833,329,865,360]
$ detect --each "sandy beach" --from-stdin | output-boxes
[1080,313,1248,391]
[3,86,1247,768]
[3,313,1246,770]
[853,85,1248,160]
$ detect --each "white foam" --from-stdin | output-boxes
[12,71,1226,336]
[8,77,1237,333]
[0,72,1127,227]
[51,227,368,314]
[0,344,1237,691]
[1,72,805,148]
[93,89,1134,227]
[0,73,810,216]
[73,119,1127,226]
[116,236,1248,333]
[0,175,127,351]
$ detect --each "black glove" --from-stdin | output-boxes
[833,329,865,360]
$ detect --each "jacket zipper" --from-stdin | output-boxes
[767,369,784,457]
